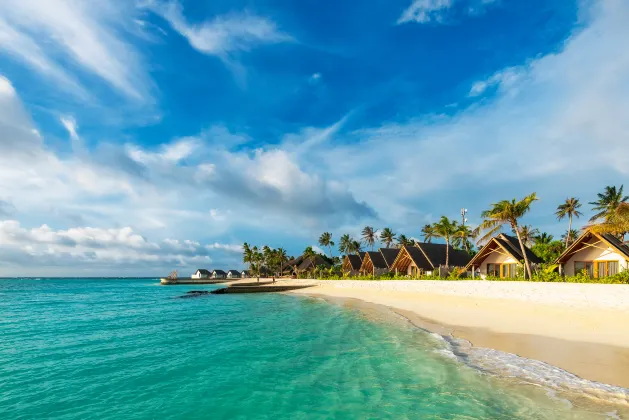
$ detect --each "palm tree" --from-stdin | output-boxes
[397,234,413,248]
[535,232,554,245]
[252,246,263,281]
[453,224,476,253]
[276,248,288,276]
[361,226,378,251]
[431,216,460,267]
[556,198,583,247]
[421,224,435,243]
[590,202,629,238]
[349,240,362,255]
[242,242,253,273]
[589,185,628,222]
[303,246,317,275]
[380,228,396,248]
[561,229,578,247]
[518,225,540,247]
[338,234,352,256]
[478,193,538,279]
[318,232,335,258]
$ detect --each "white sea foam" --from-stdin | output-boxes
[392,308,629,407]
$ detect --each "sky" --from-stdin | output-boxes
[1,0,628,276]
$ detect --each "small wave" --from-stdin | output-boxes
[392,309,629,407]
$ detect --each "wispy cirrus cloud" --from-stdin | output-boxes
[152,1,292,57]
[0,0,153,102]
[397,0,497,24]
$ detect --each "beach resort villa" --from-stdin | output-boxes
[342,253,365,275]
[212,270,227,279]
[227,270,241,279]
[555,230,629,277]
[191,269,211,279]
[390,244,471,276]
[359,248,401,276]
[465,234,542,279]
[241,270,250,278]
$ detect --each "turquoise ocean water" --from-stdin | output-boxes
[0,278,625,419]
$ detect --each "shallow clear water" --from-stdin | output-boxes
[0,279,622,419]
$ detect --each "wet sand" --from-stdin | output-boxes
[286,281,629,390]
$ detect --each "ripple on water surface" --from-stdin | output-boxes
[0,278,626,419]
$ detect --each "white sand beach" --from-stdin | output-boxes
[283,280,629,389]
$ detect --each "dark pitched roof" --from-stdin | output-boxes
[379,248,401,268]
[601,233,629,259]
[196,269,211,275]
[286,256,305,267]
[416,243,472,268]
[212,270,226,275]
[298,255,331,271]
[403,246,434,270]
[227,270,241,275]
[346,254,363,270]
[241,270,250,275]
[365,251,387,269]
[497,234,543,264]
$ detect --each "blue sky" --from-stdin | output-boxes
[1,0,628,276]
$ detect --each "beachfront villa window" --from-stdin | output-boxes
[486,263,499,277]
[501,263,517,278]
[574,261,594,277]
[596,261,619,277]
[575,261,619,277]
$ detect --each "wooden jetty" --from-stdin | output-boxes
[160,277,231,285]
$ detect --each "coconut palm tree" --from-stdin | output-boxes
[421,224,435,243]
[252,246,263,281]
[453,224,476,254]
[242,242,253,273]
[518,225,540,247]
[431,216,460,267]
[590,202,629,238]
[397,234,413,248]
[361,226,378,251]
[535,232,554,245]
[561,230,578,247]
[303,246,317,275]
[379,228,396,248]
[478,193,538,279]
[276,248,288,277]
[338,234,352,256]
[589,185,628,222]
[318,232,335,258]
[349,240,362,255]
[556,198,583,247]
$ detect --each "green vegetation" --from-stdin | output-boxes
[243,184,629,283]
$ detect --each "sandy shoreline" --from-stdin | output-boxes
[281,280,629,391]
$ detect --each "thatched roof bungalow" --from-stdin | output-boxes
[390,244,471,277]
[555,230,629,277]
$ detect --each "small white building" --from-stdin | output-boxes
[227,270,241,279]
[466,234,542,279]
[556,231,629,277]
[191,269,211,279]
[212,270,227,279]
[241,270,250,278]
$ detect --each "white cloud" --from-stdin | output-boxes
[0,0,152,101]
[397,0,497,24]
[397,0,454,24]
[468,67,523,97]
[60,116,79,140]
[153,2,292,57]
[0,220,246,274]
[309,72,322,83]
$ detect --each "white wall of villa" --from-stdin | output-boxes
[562,238,628,276]
[191,270,209,279]
[477,251,519,279]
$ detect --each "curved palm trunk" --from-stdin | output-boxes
[513,224,533,279]
[566,215,573,248]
